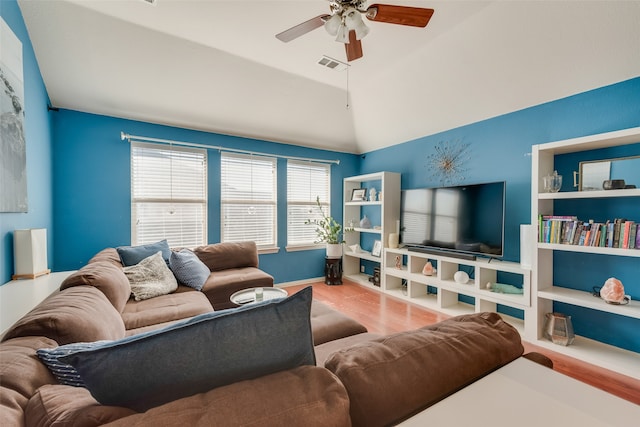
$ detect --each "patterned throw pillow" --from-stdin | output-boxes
[169,249,210,291]
[124,251,178,300]
[37,341,110,387]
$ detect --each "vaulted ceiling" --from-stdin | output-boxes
[18,0,640,154]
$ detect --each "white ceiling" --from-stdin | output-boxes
[18,0,640,154]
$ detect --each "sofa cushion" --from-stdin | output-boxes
[121,291,213,331]
[36,341,110,387]
[0,336,57,427]
[102,366,351,427]
[60,261,130,312]
[314,332,381,366]
[88,248,123,267]
[193,241,259,271]
[116,239,171,267]
[25,384,135,427]
[169,248,210,291]
[310,300,368,345]
[201,267,274,310]
[324,312,524,427]
[59,286,315,412]
[1,287,126,345]
[124,252,178,301]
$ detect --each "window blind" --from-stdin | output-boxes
[287,160,331,247]
[131,142,207,247]
[221,152,277,247]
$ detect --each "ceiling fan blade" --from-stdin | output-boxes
[276,14,331,42]
[366,4,434,27]
[345,30,363,62]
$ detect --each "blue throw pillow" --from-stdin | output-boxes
[116,240,171,266]
[169,249,210,291]
[36,341,110,387]
[59,286,314,412]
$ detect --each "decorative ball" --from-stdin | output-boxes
[454,271,469,284]
[600,277,626,304]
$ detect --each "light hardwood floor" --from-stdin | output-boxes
[285,279,640,406]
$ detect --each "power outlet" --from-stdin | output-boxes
[360,265,365,273]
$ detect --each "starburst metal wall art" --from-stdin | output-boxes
[426,139,470,185]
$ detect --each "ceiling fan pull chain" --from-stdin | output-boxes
[346,66,350,109]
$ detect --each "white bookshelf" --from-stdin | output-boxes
[382,248,530,334]
[342,172,401,288]
[530,126,640,380]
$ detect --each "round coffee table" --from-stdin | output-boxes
[230,287,288,306]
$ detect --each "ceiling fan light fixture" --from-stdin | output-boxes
[335,24,350,43]
[350,13,370,40]
[324,13,342,36]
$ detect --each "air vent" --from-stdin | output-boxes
[317,56,349,72]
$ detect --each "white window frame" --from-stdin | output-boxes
[220,152,278,251]
[130,142,207,248]
[286,160,331,251]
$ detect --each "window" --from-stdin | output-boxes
[221,152,277,248]
[131,142,207,247]
[287,160,331,248]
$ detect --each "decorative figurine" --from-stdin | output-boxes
[422,261,436,276]
[360,215,371,229]
[369,188,377,202]
[395,256,402,270]
[486,282,524,294]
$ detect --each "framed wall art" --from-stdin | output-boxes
[351,188,366,201]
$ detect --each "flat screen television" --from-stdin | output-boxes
[400,181,505,260]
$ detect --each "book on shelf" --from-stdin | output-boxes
[537,216,639,250]
[606,222,615,248]
[612,219,624,248]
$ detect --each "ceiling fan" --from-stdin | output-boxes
[276,1,434,62]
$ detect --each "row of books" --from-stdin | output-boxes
[538,216,640,249]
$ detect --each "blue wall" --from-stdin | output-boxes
[361,77,640,262]
[51,110,359,283]
[359,77,640,352]
[0,1,54,285]
[2,0,639,353]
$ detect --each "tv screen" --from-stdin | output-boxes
[400,181,505,258]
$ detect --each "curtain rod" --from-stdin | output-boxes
[120,132,340,165]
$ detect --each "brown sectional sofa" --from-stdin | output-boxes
[88,240,275,311]
[1,242,551,427]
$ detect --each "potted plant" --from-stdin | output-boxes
[305,196,351,258]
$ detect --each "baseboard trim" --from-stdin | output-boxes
[276,277,324,288]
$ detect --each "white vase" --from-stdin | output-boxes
[388,233,399,249]
[326,243,342,259]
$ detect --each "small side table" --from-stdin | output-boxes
[229,287,288,306]
[324,257,342,286]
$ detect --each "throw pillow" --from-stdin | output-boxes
[124,252,178,301]
[37,341,110,387]
[116,240,171,267]
[59,286,314,412]
[169,249,210,291]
